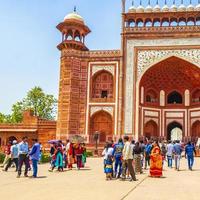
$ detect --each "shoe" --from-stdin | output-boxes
[16,175,20,178]
[130,178,137,182]
[24,174,28,177]
[2,169,7,172]
[29,176,37,178]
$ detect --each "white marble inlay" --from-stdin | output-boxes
[90,106,113,117]
[191,111,200,118]
[92,65,114,76]
[166,112,184,118]
[145,111,159,117]
[137,49,200,78]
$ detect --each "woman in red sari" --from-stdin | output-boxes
[150,141,163,177]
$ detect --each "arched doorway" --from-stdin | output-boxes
[90,111,113,143]
[144,120,158,139]
[191,121,200,138]
[167,122,183,141]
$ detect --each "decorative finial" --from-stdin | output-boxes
[74,6,76,12]
[148,0,150,5]
[140,0,142,6]
[173,0,175,4]
[132,0,134,6]
[156,0,159,5]
[189,0,191,4]
[181,0,183,4]
[165,0,167,5]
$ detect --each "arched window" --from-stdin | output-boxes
[170,18,178,27]
[145,19,152,27]
[136,19,144,27]
[128,20,136,27]
[167,91,183,104]
[92,71,114,99]
[196,17,200,26]
[74,30,81,42]
[187,17,195,26]
[179,18,187,26]
[161,18,169,27]
[153,19,161,27]
[66,30,73,40]
[145,89,158,103]
[192,89,200,103]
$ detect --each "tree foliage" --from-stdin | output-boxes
[0,86,57,123]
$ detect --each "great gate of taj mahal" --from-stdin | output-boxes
[56,0,200,144]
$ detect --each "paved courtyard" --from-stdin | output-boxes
[0,157,200,200]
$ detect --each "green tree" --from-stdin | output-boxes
[11,101,24,123]
[0,86,57,123]
[24,87,57,120]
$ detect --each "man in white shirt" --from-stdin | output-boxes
[122,136,137,181]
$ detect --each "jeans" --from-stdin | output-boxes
[122,159,136,180]
[167,156,173,168]
[18,154,29,176]
[76,155,82,169]
[5,158,18,171]
[32,159,38,177]
[145,154,150,169]
[187,155,194,169]
[114,156,122,176]
[174,155,181,170]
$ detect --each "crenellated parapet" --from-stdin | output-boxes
[123,0,200,38]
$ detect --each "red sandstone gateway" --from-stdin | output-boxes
[56,2,200,145]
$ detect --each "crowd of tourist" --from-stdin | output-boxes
[48,140,87,172]
[0,135,197,181]
[102,136,197,181]
[1,137,41,178]
[0,137,87,178]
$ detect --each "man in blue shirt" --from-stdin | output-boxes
[173,140,183,171]
[144,141,152,169]
[112,138,124,178]
[17,136,29,178]
[29,139,41,178]
[185,141,196,171]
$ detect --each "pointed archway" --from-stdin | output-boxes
[167,122,183,141]
[144,120,159,139]
[90,111,113,143]
[191,121,200,138]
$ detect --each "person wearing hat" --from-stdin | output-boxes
[4,140,19,172]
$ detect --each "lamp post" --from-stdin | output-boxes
[93,131,99,155]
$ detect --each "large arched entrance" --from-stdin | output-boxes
[144,120,158,139]
[167,122,183,141]
[90,111,113,143]
[191,121,200,138]
[139,56,200,139]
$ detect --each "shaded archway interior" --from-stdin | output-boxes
[140,56,200,106]
[167,122,183,141]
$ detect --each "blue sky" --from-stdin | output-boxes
[0,0,196,114]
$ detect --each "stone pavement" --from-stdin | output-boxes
[0,157,200,200]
